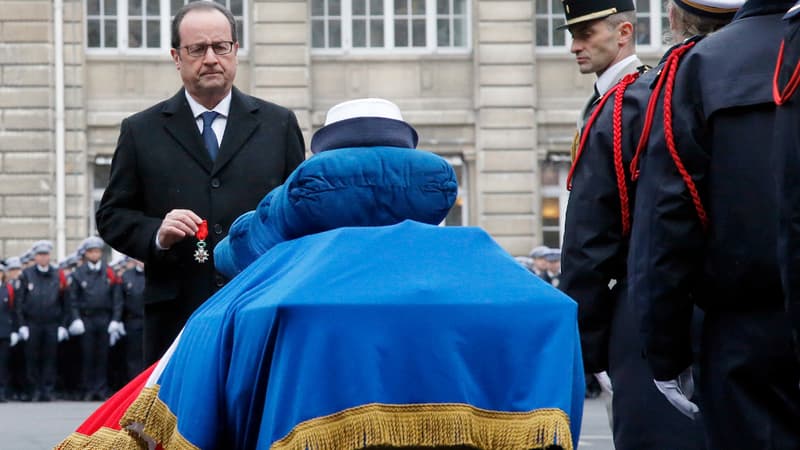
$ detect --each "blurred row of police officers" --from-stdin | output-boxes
[0,237,144,402]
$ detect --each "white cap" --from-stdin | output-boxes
[32,240,54,255]
[82,236,105,251]
[324,98,405,126]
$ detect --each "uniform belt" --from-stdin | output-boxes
[80,308,111,317]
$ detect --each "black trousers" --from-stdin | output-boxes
[144,302,186,365]
[0,338,8,397]
[608,285,706,450]
[26,323,58,395]
[125,320,144,381]
[80,314,110,396]
[700,307,800,449]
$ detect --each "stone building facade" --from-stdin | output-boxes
[0,0,668,261]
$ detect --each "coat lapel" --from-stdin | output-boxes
[213,87,260,176]
[161,89,213,174]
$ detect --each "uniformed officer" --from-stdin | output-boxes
[629,0,800,447]
[544,248,562,289]
[67,237,122,401]
[0,263,15,402]
[120,258,145,381]
[528,246,551,283]
[3,256,25,400]
[562,1,742,448]
[775,0,800,370]
[54,250,82,399]
[16,241,68,402]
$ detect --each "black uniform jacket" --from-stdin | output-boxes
[120,268,145,324]
[561,48,678,373]
[95,87,305,318]
[16,265,67,327]
[67,263,122,322]
[629,0,795,381]
[0,282,16,338]
[776,0,800,361]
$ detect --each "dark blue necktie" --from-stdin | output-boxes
[201,111,220,161]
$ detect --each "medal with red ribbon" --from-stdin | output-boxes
[194,220,209,263]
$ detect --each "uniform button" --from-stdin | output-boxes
[211,178,221,188]
[215,276,225,288]
[214,223,223,234]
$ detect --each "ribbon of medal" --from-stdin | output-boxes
[194,220,209,263]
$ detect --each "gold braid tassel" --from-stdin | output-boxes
[54,385,198,450]
[271,403,573,450]
[55,426,145,450]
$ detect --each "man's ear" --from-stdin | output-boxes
[618,21,634,45]
[170,48,181,70]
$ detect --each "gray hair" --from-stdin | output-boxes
[171,1,238,49]
[664,0,731,44]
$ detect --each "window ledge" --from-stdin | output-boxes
[311,50,472,62]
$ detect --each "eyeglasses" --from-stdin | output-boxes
[180,41,235,58]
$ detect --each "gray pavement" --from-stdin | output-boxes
[0,398,613,449]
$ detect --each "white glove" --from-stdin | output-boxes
[18,326,29,341]
[109,330,121,346]
[57,326,69,342]
[594,371,613,395]
[654,366,699,420]
[10,332,19,347]
[107,320,125,336]
[68,318,85,336]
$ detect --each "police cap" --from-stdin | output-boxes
[672,0,743,20]
[5,257,22,270]
[32,240,53,255]
[559,0,635,29]
[81,236,105,251]
[544,248,562,262]
[529,245,551,259]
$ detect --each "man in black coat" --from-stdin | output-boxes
[629,0,800,447]
[96,1,305,364]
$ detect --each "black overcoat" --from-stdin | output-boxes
[96,87,305,357]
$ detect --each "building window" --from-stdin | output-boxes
[534,0,566,48]
[354,0,384,47]
[86,0,246,52]
[540,160,570,248]
[87,0,119,48]
[311,0,470,53]
[442,156,468,226]
[535,0,666,50]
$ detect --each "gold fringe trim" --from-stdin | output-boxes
[119,385,199,450]
[54,385,198,450]
[271,403,573,450]
[55,426,145,450]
